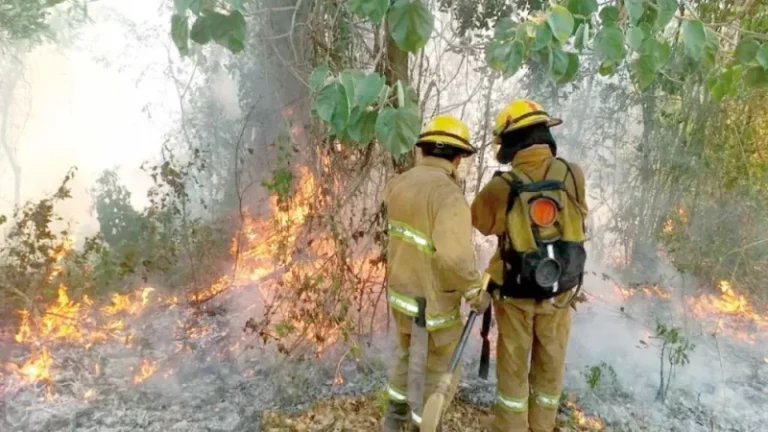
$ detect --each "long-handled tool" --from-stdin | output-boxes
[419,310,478,432]
[478,306,492,380]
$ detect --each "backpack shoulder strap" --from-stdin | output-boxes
[554,157,583,205]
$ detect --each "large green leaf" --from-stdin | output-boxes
[486,39,511,71]
[174,0,191,14]
[330,84,351,134]
[339,70,358,107]
[734,38,759,65]
[348,108,379,146]
[387,0,434,52]
[682,20,705,61]
[557,52,580,84]
[314,81,343,122]
[594,24,625,63]
[701,28,720,70]
[547,6,575,42]
[567,0,598,17]
[309,66,330,91]
[349,0,389,24]
[656,0,678,30]
[625,0,645,25]
[599,6,619,24]
[574,23,588,52]
[744,66,768,89]
[757,43,768,68]
[224,11,247,53]
[494,17,517,39]
[376,106,421,155]
[503,41,525,77]
[632,53,657,90]
[355,73,386,107]
[190,14,213,44]
[654,40,672,67]
[532,22,552,51]
[549,46,569,81]
[171,14,190,56]
[627,26,646,52]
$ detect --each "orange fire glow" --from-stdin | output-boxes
[688,280,767,343]
[133,359,158,385]
[565,400,605,431]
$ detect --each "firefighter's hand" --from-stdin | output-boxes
[469,290,492,314]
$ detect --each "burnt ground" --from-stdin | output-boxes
[1,275,767,432]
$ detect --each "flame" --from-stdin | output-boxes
[9,348,53,384]
[83,388,94,401]
[133,359,158,385]
[687,280,767,343]
[565,400,605,430]
[614,283,670,300]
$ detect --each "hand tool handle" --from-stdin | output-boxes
[448,311,477,373]
[479,307,492,379]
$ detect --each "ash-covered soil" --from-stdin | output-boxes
[2,273,767,432]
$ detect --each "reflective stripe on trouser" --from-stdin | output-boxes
[386,311,463,426]
[387,288,460,331]
[491,299,571,432]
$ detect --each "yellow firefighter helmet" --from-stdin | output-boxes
[417,114,477,154]
[492,99,562,147]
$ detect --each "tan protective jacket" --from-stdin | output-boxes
[471,145,587,287]
[383,156,483,334]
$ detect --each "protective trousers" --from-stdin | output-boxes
[490,298,571,432]
[386,311,463,429]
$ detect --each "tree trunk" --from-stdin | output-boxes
[1,68,23,207]
[384,32,415,173]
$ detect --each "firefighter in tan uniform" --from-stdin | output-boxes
[471,100,588,432]
[381,114,492,432]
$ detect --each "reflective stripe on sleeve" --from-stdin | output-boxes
[496,393,529,412]
[411,411,422,425]
[386,383,407,402]
[388,220,435,254]
[533,390,560,409]
[425,309,460,331]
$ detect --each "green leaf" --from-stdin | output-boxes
[625,0,645,25]
[314,81,342,122]
[567,0,598,17]
[171,14,190,56]
[188,0,202,14]
[599,61,616,76]
[547,6,575,42]
[632,53,657,89]
[707,75,727,102]
[654,40,672,67]
[348,108,378,146]
[557,52,580,84]
[223,11,246,53]
[599,6,619,24]
[174,0,191,14]
[744,66,768,88]
[331,84,350,134]
[309,66,331,91]
[574,23,588,51]
[503,41,525,77]
[701,28,720,70]
[594,24,625,63]
[355,73,386,107]
[656,0,678,30]
[349,0,389,24]
[549,46,569,81]
[486,40,511,71]
[532,22,552,51]
[627,26,646,52]
[682,20,705,61]
[190,14,213,44]
[378,85,391,109]
[494,17,517,39]
[376,106,421,155]
[387,0,435,52]
[339,70,358,107]
[734,38,759,65]
[757,43,768,68]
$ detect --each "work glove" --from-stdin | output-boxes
[466,273,492,313]
[469,290,492,314]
